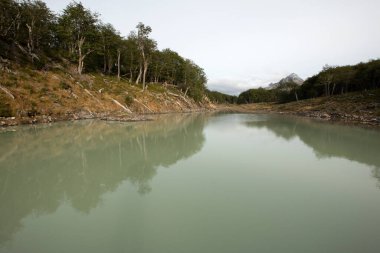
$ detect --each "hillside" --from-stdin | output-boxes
[235,60,380,104]
[0,0,210,128]
[218,89,380,126]
[0,65,213,127]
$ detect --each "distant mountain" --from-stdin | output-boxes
[268,73,304,90]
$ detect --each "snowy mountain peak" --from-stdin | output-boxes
[268,73,304,89]
[279,73,304,85]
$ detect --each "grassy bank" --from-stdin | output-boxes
[0,66,213,127]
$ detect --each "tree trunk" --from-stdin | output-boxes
[103,56,107,73]
[78,54,83,75]
[78,37,85,75]
[77,37,92,75]
[135,64,142,84]
[142,60,148,90]
[117,49,121,81]
[331,83,336,96]
[103,44,107,73]
[325,81,331,96]
[129,51,134,82]
[154,65,158,83]
[107,56,113,75]
[26,23,34,57]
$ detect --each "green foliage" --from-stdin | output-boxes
[59,81,71,90]
[27,105,38,116]
[98,23,122,74]
[0,0,55,61]
[237,60,380,104]
[40,86,49,94]
[125,95,134,106]
[2,80,17,87]
[19,1,55,51]
[0,0,208,102]
[178,59,207,102]
[0,99,12,117]
[206,90,237,104]
[298,60,380,100]
[237,88,276,104]
[271,81,300,103]
[57,2,99,73]
[147,83,165,93]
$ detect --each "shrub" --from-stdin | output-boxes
[2,80,17,87]
[40,87,49,94]
[59,81,71,90]
[23,83,35,94]
[0,101,12,117]
[27,102,38,117]
[125,95,134,106]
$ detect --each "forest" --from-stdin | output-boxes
[1,1,379,107]
[235,60,380,104]
[0,0,207,101]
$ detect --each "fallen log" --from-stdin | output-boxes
[133,98,153,113]
[167,91,191,106]
[0,85,15,99]
[111,98,132,113]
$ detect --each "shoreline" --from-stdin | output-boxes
[215,104,380,127]
[1,105,379,129]
[0,108,214,128]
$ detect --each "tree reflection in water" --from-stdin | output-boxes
[0,114,207,244]
[245,115,380,186]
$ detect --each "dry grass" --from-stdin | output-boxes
[0,67,211,120]
[217,89,380,125]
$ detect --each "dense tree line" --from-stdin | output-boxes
[236,60,380,104]
[237,88,276,104]
[206,89,237,104]
[297,60,380,99]
[0,0,207,101]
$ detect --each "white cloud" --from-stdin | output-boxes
[207,73,291,95]
[44,0,380,95]
[207,78,270,96]
[207,79,253,95]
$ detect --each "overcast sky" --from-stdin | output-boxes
[44,0,380,95]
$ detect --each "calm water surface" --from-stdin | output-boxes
[0,113,380,253]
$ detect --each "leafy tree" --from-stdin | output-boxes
[237,88,276,104]
[180,59,207,101]
[0,1,210,101]
[299,60,380,100]
[206,90,237,104]
[135,22,157,90]
[149,50,165,83]
[19,1,54,59]
[123,33,140,82]
[0,0,16,38]
[57,2,99,74]
[0,0,21,50]
[159,49,185,84]
[99,23,122,75]
[0,0,54,62]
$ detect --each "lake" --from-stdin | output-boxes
[0,113,380,253]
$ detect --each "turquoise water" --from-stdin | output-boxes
[0,113,379,253]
